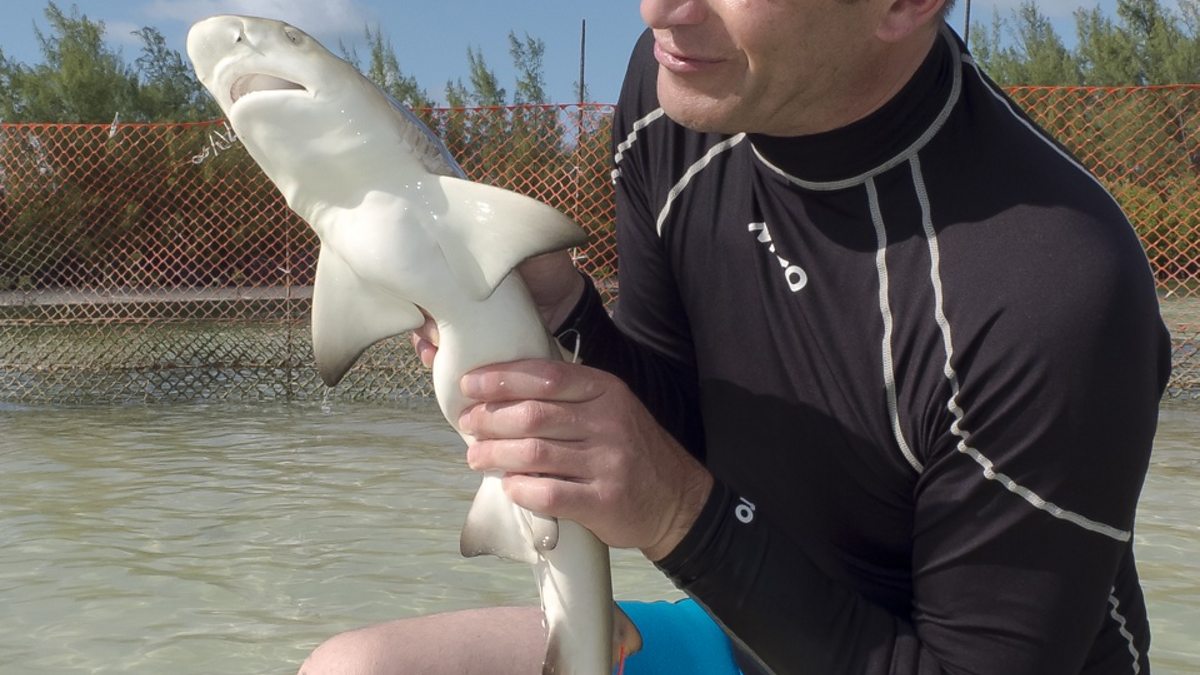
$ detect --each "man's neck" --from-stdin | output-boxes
[769,26,941,137]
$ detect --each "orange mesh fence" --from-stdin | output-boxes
[1007,85,1200,398]
[0,105,615,403]
[0,96,1197,404]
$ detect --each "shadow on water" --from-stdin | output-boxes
[0,401,1195,673]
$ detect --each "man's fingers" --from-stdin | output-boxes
[410,315,439,368]
[459,399,587,442]
[460,359,605,404]
[413,334,437,368]
[499,472,595,521]
[466,437,585,477]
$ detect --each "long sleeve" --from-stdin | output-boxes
[563,26,1168,674]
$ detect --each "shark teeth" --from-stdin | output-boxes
[230,74,306,103]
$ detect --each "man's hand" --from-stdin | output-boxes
[512,250,586,333]
[410,250,585,368]
[456,358,713,562]
[412,311,439,368]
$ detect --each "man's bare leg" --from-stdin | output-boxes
[297,606,547,675]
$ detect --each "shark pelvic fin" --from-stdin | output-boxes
[460,474,558,563]
[311,244,425,386]
[434,176,588,301]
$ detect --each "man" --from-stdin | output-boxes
[300,0,1170,672]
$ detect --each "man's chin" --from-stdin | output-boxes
[657,80,744,135]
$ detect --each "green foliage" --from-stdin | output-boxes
[976,0,1200,290]
[0,2,138,122]
[1074,7,1143,85]
[0,7,610,292]
[2,4,572,120]
[509,32,547,105]
[972,0,1200,85]
[341,26,433,109]
[1113,178,1200,280]
[0,121,312,289]
[971,3,1082,85]
[465,46,507,106]
[0,2,216,122]
[132,27,220,121]
[573,79,591,104]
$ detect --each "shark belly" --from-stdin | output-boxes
[431,275,615,675]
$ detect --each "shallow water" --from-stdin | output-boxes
[0,401,681,674]
[0,401,1195,673]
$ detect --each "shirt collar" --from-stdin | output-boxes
[748,25,962,190]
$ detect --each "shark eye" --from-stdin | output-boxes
[283,26,303,45]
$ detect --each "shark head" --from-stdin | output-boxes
[187,16,373,204]
[187,15,585,388]
[187,15,464,209]
[187,15,323,114]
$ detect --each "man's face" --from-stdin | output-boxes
[640,0,887,136]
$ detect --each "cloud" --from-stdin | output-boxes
[104,20,148,48]
[143,0,374,36]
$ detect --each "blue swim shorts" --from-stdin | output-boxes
[615,598,742,675]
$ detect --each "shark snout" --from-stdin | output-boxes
[187,15,314,108]
[188,15,312,63]
[186,16,251,86]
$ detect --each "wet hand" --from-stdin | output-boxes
[457,359,713,561]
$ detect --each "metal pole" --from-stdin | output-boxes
[572,19,589,267]
[963,0,972,48]
[579,19,587,103]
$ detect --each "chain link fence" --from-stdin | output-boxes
[1009,85,1200,399]
[1,93,1198,404]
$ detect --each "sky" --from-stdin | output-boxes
[0,1,1161,106]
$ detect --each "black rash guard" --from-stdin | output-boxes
[556,24,1172,675]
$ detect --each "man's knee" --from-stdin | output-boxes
[297,626,383,675]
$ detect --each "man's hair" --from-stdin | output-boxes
[838,0,957,19]
[836,0,956,21]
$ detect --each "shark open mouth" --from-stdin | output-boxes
[230,73,307,103]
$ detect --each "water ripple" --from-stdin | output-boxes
[1,402,1193,673]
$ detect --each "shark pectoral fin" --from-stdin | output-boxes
[435,176,588,300]
[460,474,540,564]
[311,245,425,386]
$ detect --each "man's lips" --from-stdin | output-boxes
[653,40,724,73]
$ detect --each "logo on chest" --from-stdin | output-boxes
[748,222,808,293]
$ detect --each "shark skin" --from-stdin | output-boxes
[186,15,635,674]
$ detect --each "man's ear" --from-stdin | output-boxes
[876,0,946,43]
